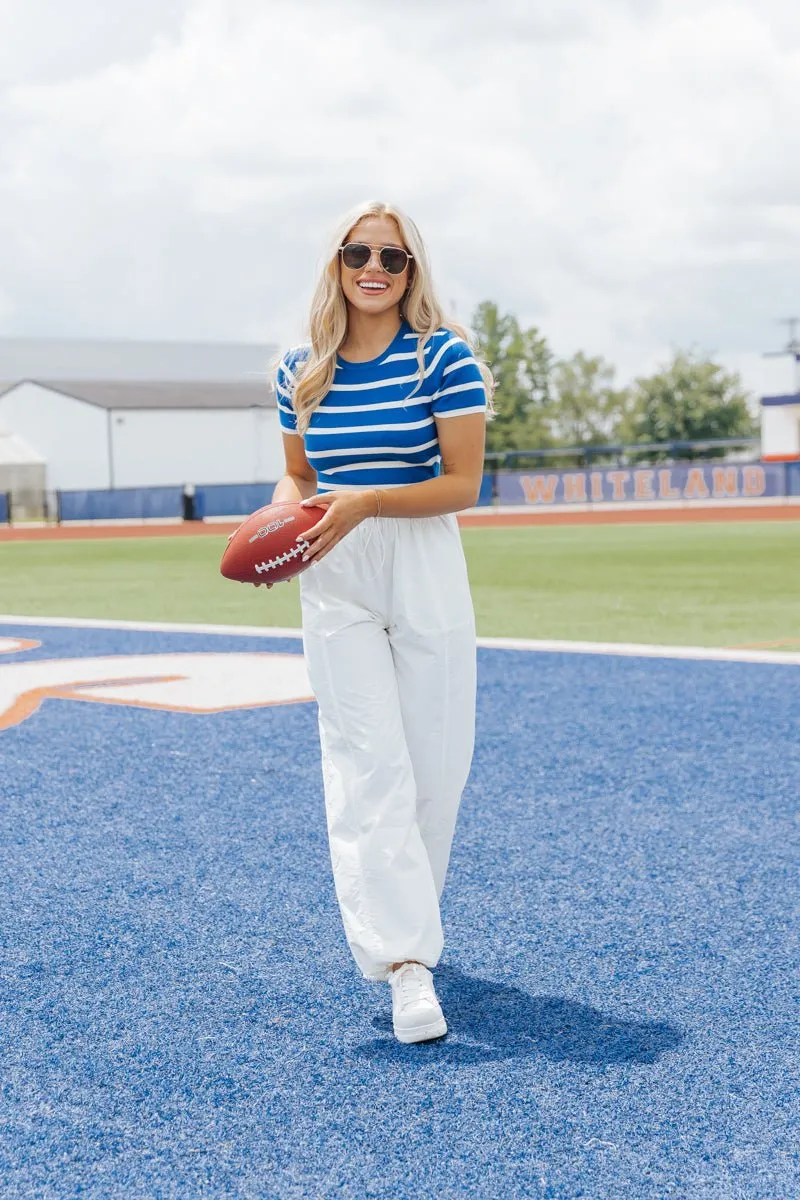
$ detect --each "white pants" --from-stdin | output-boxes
[299,513,477,980]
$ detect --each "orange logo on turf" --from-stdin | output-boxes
[0,643,313,730]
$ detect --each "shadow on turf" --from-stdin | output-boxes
[355,966,684,1066]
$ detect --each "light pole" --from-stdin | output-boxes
[763,317,800,393]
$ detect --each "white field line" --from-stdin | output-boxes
[0,614,304,639]
[1,614,799,666]
[464,497,796,515]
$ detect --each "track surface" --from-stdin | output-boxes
[1,621,797,1199]
[2,503,799,541]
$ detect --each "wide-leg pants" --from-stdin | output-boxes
[299,513,477,980]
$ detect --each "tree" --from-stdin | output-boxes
[550,352,635,448]
[629,350,757,455]
[471,301,554,452]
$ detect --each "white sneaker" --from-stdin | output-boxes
[389,962,447,1044]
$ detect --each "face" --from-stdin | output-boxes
[339,215,410,317]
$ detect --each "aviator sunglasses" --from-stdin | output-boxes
[339,242,413,275]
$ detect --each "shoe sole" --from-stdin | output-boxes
[393,1017,448,1044]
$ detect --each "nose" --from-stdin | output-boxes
[365,247,384,272]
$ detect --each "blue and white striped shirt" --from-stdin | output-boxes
[275,323,487,491]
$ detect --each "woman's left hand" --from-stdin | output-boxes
[299,490,377,565]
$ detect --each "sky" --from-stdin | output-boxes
[2,0,800,395]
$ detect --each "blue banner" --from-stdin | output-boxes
[0,492,8,524]
[786,462,800,497]
[495,462,788,505]
[59,487,184,522]
[193,483,276,519]
[193,479,495,516]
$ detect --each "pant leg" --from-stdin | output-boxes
[390,514,477,897]
[299,525,443,980]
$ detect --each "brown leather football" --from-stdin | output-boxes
[219,501,326,585]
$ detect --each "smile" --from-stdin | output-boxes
[358,281,388,292]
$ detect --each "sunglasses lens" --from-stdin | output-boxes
[341,243,371,270]
[380,247,409,274]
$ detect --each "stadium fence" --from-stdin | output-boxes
[35,455,800,524]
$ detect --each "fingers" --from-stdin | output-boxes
[302,522,340,561]
[304,533,338,563]
[301,505,338,541]
[301,494,333,509]
[303,515,333,541]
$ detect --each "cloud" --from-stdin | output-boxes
[2,0,800,392]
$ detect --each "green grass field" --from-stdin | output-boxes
[1,521,798,648]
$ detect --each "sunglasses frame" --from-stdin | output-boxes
[339,242,413,275]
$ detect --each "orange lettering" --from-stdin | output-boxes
[712,467,738,498]
[684,467,710,500]
[521,474,559,504]
[658,469,680,499]
[606,471,630,501]
[633,470,655,500]
[590,472,604,501]
[563,473,588,503]
[742,466,766,497]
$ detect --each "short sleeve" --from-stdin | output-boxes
[430,337,487,418]
[275,350,302,436]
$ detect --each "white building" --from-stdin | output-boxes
[761,393,800,462]
[0,337,283,494]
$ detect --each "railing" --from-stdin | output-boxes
[484,437,760,470]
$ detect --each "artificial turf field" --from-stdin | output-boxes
[1,520,799,648]
[1,520,798,1198]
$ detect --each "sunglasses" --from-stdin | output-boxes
[339,242,413,275]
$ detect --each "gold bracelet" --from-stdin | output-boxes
[373,488,383,518]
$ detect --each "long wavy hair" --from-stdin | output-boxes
[290,200,494,434]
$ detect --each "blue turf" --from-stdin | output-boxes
[0,622,798,1199]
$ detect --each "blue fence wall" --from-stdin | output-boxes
[495,462,789,506]
[194,477,493,515]
[59,487,184,522]
[786,462,800,497]
[193,483,276,519]
[49,461,800,522]
[0,492,9,523]
[477,473,493,506]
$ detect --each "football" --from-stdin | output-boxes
[219,501,326,585]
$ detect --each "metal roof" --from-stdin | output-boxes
[4,380,276,410]
[0,336,279,383]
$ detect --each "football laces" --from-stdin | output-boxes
[254,538,311,574]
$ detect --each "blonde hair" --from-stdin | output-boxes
[290,200,494,434]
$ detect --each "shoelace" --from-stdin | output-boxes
[396,964,431,1008]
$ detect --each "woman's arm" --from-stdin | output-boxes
[374,411,486,516]
[299,412,486,564]
[272,432,318,503]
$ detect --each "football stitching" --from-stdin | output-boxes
[254,538,311,575]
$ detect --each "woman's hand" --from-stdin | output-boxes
[299,490,378,565]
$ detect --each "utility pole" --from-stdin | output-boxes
[763,317,800,392]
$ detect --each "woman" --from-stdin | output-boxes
[272,200,492,1043]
